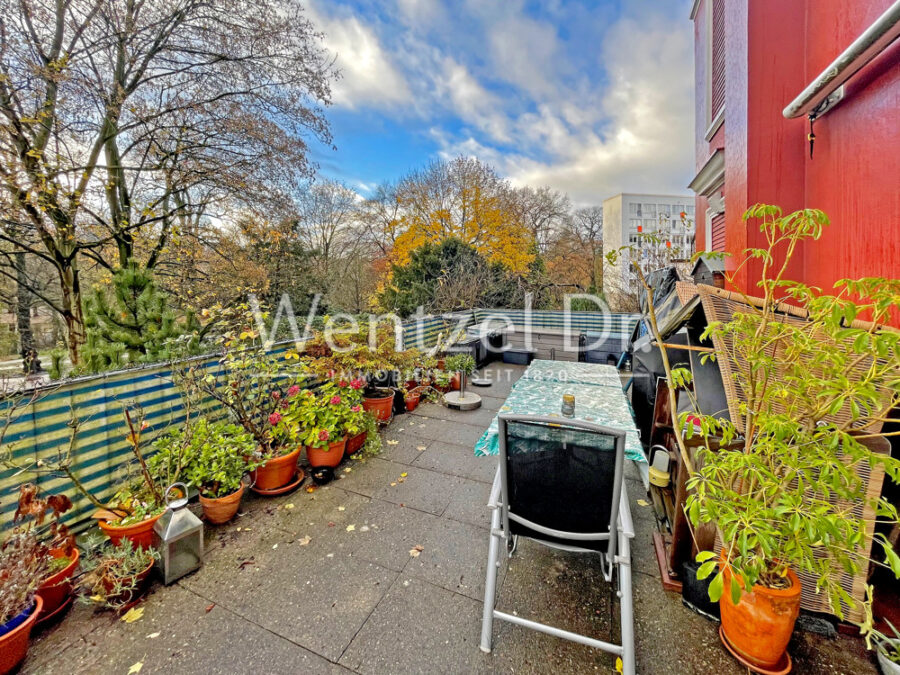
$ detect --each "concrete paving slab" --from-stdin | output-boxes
[335,499,438,571]
[406,417,488,446]
[338,576,488,675]
[372,463,463,515]
[412,440,497,484]
[232,554,396,662]
[441,477,493,529]
[404,516,500,601]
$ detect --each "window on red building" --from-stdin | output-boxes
[710,0,725,121]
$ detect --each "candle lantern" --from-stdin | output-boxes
[153,482,203,584]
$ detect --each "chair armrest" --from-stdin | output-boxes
[618,482,635,539]
[487,464,502,509]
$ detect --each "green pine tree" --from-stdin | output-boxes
[79,261,198,373]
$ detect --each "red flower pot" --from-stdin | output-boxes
[306,437,346,468]
[36,548,79,624]
[199,483,246,524]
[250,447,301,492]
[101,559,156,609]
[346,431,367,455]
[363,392,394,422]
[0,596,42,675]
[97,513,161,550]
[450,374,460,390]
[405,393,420,411]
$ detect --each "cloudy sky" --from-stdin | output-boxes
[306,0,695,206]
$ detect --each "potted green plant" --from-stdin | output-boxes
[445,353,475,391]
[278,383,349,468]
[78,539,159,611]
[674,207,900,671]
[150,419,259,524]
[175,321,306,492]
[861,591,900,675]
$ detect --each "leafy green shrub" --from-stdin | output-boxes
[445,353,475,375]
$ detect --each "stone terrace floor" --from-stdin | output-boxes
[24,365,876,674]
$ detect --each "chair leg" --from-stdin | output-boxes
[618,541,635,675]
[480,508,502,653]
[508,534,518,557]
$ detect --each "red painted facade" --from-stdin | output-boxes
[691,0,900,298]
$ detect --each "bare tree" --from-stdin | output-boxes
[515,185,571,253]
[0,0,335,364]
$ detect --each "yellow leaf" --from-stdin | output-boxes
[400,472,408,478]
[636,499,650,507]
[128,662,143,675]
[346,524,356,532]
[121,607,144,624]
[387,440,399,445]
[409,545,424,557]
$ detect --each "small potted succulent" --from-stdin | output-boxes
[78,539,159,611]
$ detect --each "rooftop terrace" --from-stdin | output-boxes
[21,365,875,675]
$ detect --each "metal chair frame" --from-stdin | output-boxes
[479,414,635,675]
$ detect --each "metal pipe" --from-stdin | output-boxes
[783,0,900,119]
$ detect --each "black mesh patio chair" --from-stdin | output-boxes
[480,414,635,675]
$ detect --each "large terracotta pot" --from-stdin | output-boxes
[199,483,245,524]
[98,513,161,550]
[720,560,801,669]
[363,392,394,422]
[250,447,301,491]
[102,559,155,609]
[0,596,42,675]
[307,437,346,468]
[36,548,79,624]
[346,431,367,455]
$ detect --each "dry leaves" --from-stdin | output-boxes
[146,632,160,639]
[298,535,312,546]
[128,662,143,674]
[386,440,399,445]
[284,503,295,510]
[121,607,144,624]
[409,545,424,558]
[346,524,356,532]
[636,499,650,507]
[416,446,427,452]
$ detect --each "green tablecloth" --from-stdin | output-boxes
[473,374,646,463]
[519,360,624,388]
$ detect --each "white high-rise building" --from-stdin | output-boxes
[602,193,696,298]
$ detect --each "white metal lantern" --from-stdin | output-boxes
[153,482,203,584]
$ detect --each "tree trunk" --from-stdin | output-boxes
[58,263,85,366]
[14,250,41,374]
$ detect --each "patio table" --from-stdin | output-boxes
[518,359,624,388]
[473,364,646,465]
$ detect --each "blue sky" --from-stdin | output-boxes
[305,0,695,206]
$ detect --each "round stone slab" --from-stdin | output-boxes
[470,377,492,387]
[443,390,483,410]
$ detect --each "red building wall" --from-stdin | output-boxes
[692,0,900,299]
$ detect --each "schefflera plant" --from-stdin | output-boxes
[681,205,900,617]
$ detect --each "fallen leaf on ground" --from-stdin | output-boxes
[121,607,144,624]
[409,545,424,557]
[306,486,317,493]
[205,604,215,613]
[387,440,399,445]
[416,446,426,451]
[346,524,356,532]
[284,503,295,509]
[298,535,311,545]
[146,632,160,639]
[272,543,278,549]
[343,467,352,473]
[400,472,408,477]
[636,499,650,507]
[128,662,143,674]
[360,525,369,532]
[337,506,346,511]
[390,482,397,487]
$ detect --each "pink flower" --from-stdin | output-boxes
[339,379,348,388]
[350,378,363,390]
[287,385,301,397]
[281,401,289,410]
[272,391,281,400]
[268,412,282,425]
[330,395,342,405]
[351,405,362,413]
[318,429,330,442]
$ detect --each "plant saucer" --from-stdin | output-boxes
[35,595,74,629]
[719,625,792,675]
[250,469,306,496]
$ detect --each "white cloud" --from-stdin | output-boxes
[436,58,511,142]
[306,2,412,109]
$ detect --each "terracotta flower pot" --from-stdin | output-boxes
[363,392,394,422]
[102,559,155,609]
[199,483,245,524]
[405,393,420,411]
[36,548,79,624]
[0,596,42,675]
[719,559,801,670]
[346,431,367,455]
[98,513,162,550]
[306,437,346,468]
[450,374,461,391]
[250,447,301,492]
